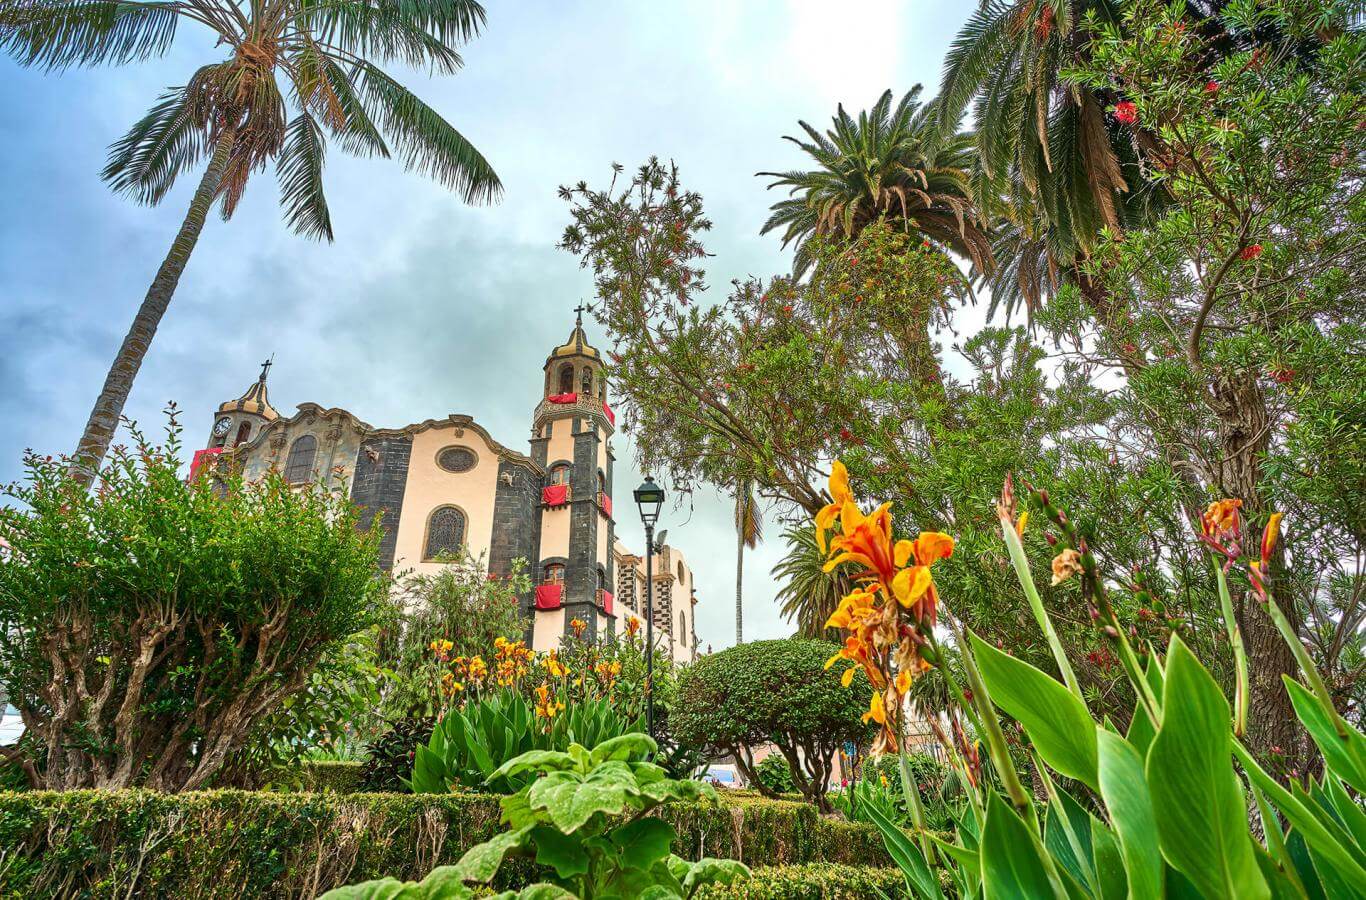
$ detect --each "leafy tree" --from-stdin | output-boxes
[771,522,852,639]
[753,753,796,795]
[760,86,993,277]
[0,413,388,790]
[671,639,873,812]
[0,0,501,480]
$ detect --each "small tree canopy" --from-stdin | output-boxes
[672,639,871,811]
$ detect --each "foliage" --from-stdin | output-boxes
[0,788,889,897]
[409,688,641,795]
[323,734,751,899]
[837,753,961,832]
[759,86,991,277]
[671,639,872,812]
[753,755,796,796]
[0,414,387,790]
[822,456,1366,898]
[771,522,853,640]
[358,716,435,792]
[381,552,531,720]
[268,760,364,793]
[692,864,905,900]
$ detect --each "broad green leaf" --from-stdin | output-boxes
[1235,741,1366,889]
[531,771,632,833]
[1252,845,1313,900]
[1324,775,1366,850]
[680,858,750,893]
[455,827,532,883]
[590,732,657,765]
[516,886,577,900]
[1096,730,1163,900]
[318,878,431,900]
[1146,637,1268,899]
[862,798,943,899]
[1126,658,1165,758]
[980,792,1067,900]
[1305,839,1366,900]
[970,633,1098,789]
[527,824,588,878]
[1043,783,1096,891]
[611,817,677,870]
[928,832,980,870]
[491,749,576,780]
[1090,819,1128,900]
[1285,677,1366,794]
[1286,829,1328,900]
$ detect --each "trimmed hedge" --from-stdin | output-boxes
[696,865,905,899]
[268,760,364,793]
[0,790,889,898]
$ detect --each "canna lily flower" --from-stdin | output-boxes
[626,616,641,637]
[1051,548,1084,586]
[1201,498,1243,543]
[825,634,884,689]
[815,460,856,553]
[890,532,954,625]
[825,587,879,630]
[1261,512,1283,564]
[825,500,897,583]
[862,691,887,726]
[895,671,913,696]
[1015,510,1029,538]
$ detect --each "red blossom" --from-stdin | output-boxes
[782,304,794,314]
[1114,101,1138,124]
[1205,81,1220,93]
[1240,244,1263,261]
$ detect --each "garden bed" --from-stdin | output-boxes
[0,789,889,898]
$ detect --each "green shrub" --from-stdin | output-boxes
[358,716,435,792]
[753,756,795,795]
[410,689,640,794]
[271,761,362,793]
[693,865,905,899]
[0,789,888,897]
[671,639,872,812]
[0,419,388,791]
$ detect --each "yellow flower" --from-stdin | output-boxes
[1200,498,1243,541]
[825,587,878,631]
[1051,548,1084,586]
[862,691,887,726]
[895,671,912,696]
[815,460,856,553]
[1015,510,1029,538]
[825,500,898,583]
[1261,511,1283,563]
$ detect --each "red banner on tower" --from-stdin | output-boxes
[598,493,612,518]
[535,583,563,610]
[542,484,570,507]
[547,393,578,404]
[188,447,223,481]
[599,589,614,616]
[602,402,615,424]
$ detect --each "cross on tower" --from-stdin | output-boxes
[258,356,274,382]
[574,303,588,327]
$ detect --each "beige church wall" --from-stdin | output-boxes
[390,425,500,576]
[531,608,562,652]
[539,506,571,561]
[237,413,363,496]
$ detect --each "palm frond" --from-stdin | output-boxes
[0,0,179,70]
[772,523,851,639]
[296,0,470,75]
[354,62,502,203]
[101,78,205,204]
[277,113,333,240]
[734,481,763,550]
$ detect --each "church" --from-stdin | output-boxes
[193,316,699,662]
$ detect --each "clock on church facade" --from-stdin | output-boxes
[195,317,699,661]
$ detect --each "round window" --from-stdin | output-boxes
[437,447,477,473]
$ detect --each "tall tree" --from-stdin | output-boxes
[733,479,762,644]
[760,86,992,278]
[0,0,502,481]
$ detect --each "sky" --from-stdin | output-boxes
[0,0,973,652]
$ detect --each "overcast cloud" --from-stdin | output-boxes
[0,1,971,651]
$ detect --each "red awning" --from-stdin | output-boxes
[598,493,612,518]
[548,392,578,404]
[600,590,614,616]
[602,402,615,424]
[536,583,564,610]
[188,447,223,480]
[543,484,570,507]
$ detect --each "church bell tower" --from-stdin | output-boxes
[528,309,617,649]
[205,359,279,451]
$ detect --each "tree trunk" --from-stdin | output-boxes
[1211,374,1305,765]
[69,123,239,485]
[735,514,744,646]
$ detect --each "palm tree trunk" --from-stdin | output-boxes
[69,123,239,485]
[735,520,744,645]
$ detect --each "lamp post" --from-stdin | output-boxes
[633,475,665,738]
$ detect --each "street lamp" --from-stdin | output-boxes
[633,476,665,737]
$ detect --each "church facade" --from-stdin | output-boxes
[196,318,699,662]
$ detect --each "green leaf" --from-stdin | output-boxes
[1096,730,1163,900]
[590,732,657,765]
[1145,637,1268,900]
[611,817,677,871]
[455,827,532,884]
[1089,819,1128,900]
[516,886,578,900]
[679,858,750,893]
[1285,677,1366,794]
[527,825,588,878]
[1125,655,1165,757]
[491,749,575,780]
[530,772,632,833]
[979,792,1067,900]
[862,799,943,899]
[1043,785,1095,891]
[970,632,1098,789]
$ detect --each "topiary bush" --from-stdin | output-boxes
[671,639,873,812]
[754,755,796,795]
[693,864,905,899]
[358,716,434,792]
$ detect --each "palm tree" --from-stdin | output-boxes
[1,0,501,481]
[760,86,993,278]
[771,523,853,640]
[733,479,762,645]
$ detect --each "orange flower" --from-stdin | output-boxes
[1261,512,1283,564]
[625,616,641,637]
[862,691,887,726]
[890,532,954,625]
[825,634,884,689]
[825,500,898,583]
[1201,498,1243,541]
[1051,548,1084,586]
[824,587,879,631]
[894,671,913,696]
[814,460,855,553]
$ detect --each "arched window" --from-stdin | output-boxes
[596,470,607,496]
[233,421,252,447]
[677,561,685,583]
[549,463,572,487]
[283,434,317,483]
[543,562,565,584]
[581,368,594,396]
[678,610,686,637]
[596,565,607,592]
[424,507,466,560]
[557,364,574,394]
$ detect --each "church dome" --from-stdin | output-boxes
[548,322,600,361]
[218,370,279,420]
